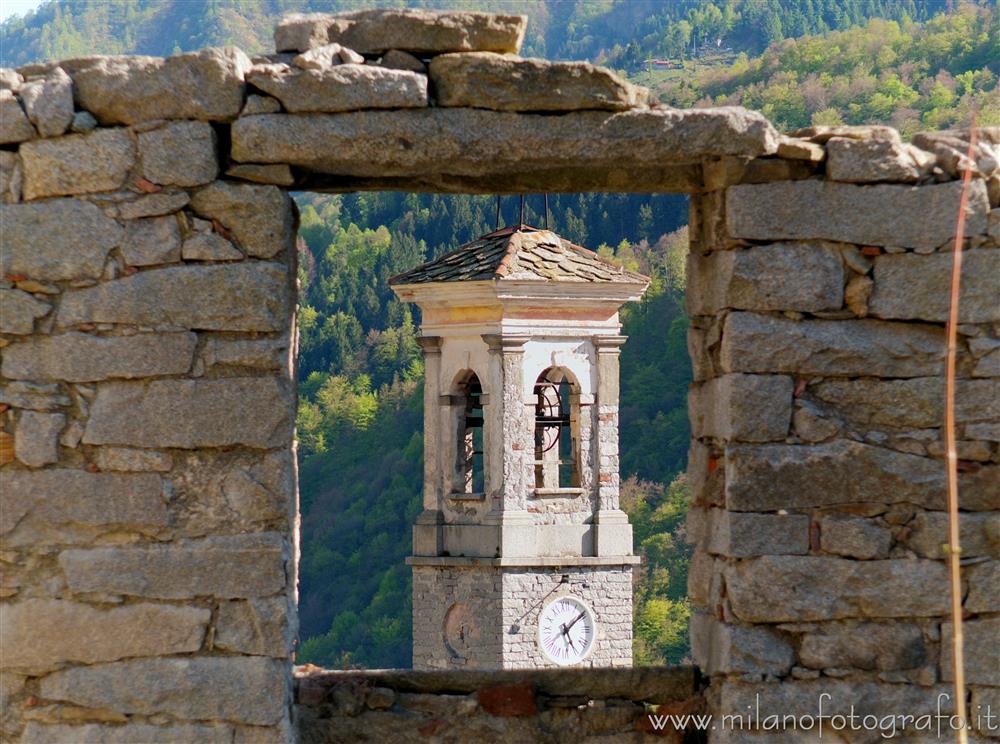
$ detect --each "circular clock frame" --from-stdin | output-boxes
[443,602,478,660]
[537,595,597,666]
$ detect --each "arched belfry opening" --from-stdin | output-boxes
[533,367,581,493]
[454,370,486,496]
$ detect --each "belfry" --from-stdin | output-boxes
[390,223,649,669]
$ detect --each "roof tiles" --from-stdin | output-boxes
[389,226,649,286]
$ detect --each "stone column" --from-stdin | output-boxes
[593,335,632,556]
[482,334,534,556]
[413,335,444,556]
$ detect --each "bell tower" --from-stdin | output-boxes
[390,225,649,669]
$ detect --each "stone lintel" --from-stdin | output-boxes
[298,164,705,194]
[231,108,778,188]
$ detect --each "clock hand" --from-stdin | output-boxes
[563,610,587,634]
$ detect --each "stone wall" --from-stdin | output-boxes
[686,125,1000,742]
[1,6,998,743]
[2,71,300,741]
[293,666,701,743]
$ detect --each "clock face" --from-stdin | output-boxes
[538,596,597,665]
[443,603,478,660]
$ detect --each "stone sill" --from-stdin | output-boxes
[294,664,699,702]
[406,555,640,567]
[533,487,585,497]
[448,491,486,501]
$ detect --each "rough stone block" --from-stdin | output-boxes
[292,42,364,69]
[907,512,1000,559]
[726,179,989,251]
[776,137,825,162]
[687,550,721,610]
[966,561,999,613]
[971,686,1000,738]
[82,377,292,449]
[690,613,794,676]
[430,52,646,111]
[71,47,252,125]
[121,215,182,266]
[825,136,920,182]
[819,515,893,559]
[0,89,34,143]
[1,331,196,382]
[942,617,1000,686]
[231,108,778,179]
[1,599,208,672]
[726,555,949,622]
[38,656,287,725]
[689,373,793,443]
[720,312,944,378]
[1,198,122,281]
[115,190,190,219]
[57,263,290,331]
[810,377,997,430]
[378,49,426,73]
[242,93,282,115]
[138,120,218,187]
[0,150,22,202]
[869,251,1000,323]
[224,163,295,187]
[0,469,165,537]
[190,181,293,258]
[274,9,527,55]
[0,288,50,334]
[215,597,293,656]
[703,155,815,191]
[94,446,173,472]
[687,242,844,315]
[790,400,840,443]
[246,63,427,113]
[14,410,63,466]
[202,336,288,370]
[18,67,73,137]
[798,622,926,671]
[20,723,235,744]
[689,508,809,557]
[725,439,997,511]
[0,381,70,410]
[20,127,135,200]
[181,232,243,260]
[712,680,955,732]
[58,533,287,598]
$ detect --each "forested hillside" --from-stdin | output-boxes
[0,0,951,69]
[650,4,1000,134]
[2,0,990,669]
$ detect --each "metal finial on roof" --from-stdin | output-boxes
[495,194,550,232]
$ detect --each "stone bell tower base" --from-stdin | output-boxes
[411,560,635,670]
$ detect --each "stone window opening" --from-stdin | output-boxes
[452,371,486,497]
[533,367,581,494]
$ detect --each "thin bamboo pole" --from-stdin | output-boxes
[944,121,977,744]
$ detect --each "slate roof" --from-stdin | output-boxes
[388,226,650,286]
